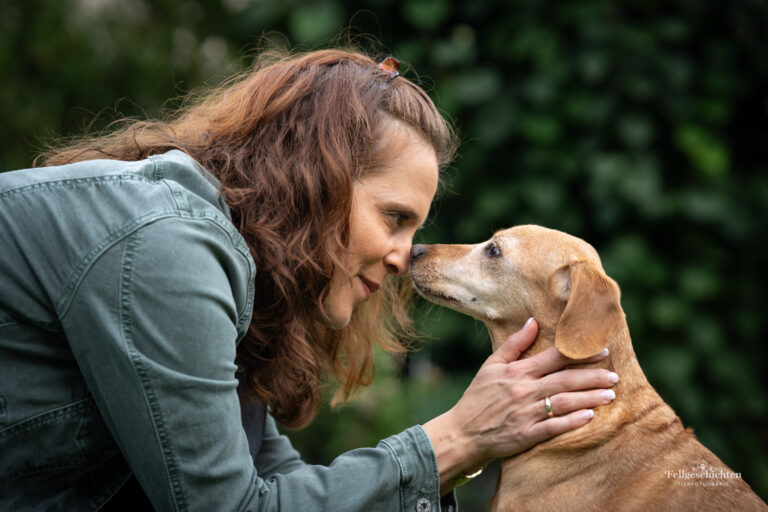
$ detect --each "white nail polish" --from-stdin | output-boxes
[583,409,595,420]
[524,317,534,328]
[602,390,616,401]
[599,348,609,356]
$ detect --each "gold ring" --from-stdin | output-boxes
[545,396,554,418]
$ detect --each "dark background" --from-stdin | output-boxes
[2,0,767,509]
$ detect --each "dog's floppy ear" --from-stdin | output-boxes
[548,260,623,359]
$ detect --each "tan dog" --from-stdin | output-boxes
[409,225,767,512]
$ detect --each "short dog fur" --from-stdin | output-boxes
[409,225,766,512]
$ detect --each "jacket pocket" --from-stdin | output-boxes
[0,397,129,510]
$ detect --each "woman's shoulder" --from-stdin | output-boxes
[0,153,154,195]
[2,150,225,211]
[0,150,234,240]
[0,150,253,326]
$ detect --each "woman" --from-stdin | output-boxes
[0,48,618,511]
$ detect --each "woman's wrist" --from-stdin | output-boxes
[423,410,479,495]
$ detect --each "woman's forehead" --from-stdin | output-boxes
[366,118,434,168]
[356,139,438,219]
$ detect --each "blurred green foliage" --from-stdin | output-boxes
[2,0,767,508]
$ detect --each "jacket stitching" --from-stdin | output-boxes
[0,398,120,486]
[113,216,253,511]
[0,174,150,199]
[119,229,186,512]
[380,439,409,512]
[0,449,117,486]
[56,211,179,318]
[152,156,180,213]
[415,425,442,501]
[58,211,254,340]
[0,397,97,440]
[0,309,18,328]
[154,157,190,214]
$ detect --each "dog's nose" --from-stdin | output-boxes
[410,244,428,261]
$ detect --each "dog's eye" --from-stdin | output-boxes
[484,242,501,258]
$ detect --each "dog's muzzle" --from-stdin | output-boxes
[410,244,428,262]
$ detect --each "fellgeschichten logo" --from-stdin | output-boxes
[665,460,742,487]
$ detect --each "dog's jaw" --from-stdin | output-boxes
[411,276,511,322]
[484,305,564,358]
[411,281,463,307]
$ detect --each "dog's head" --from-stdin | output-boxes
[409,225,624,359]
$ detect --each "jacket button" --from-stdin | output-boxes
[416,497,431,512]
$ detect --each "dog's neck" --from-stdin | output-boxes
[484,317,686,506]
[486,317,644,388]
[485,317,672,443]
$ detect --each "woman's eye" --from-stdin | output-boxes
[388,212,409,229]
[484,242,501,258]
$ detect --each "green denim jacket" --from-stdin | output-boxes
[0,150,458,511]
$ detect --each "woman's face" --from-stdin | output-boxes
[322,129,439,329]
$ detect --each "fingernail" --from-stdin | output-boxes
[599,348,609,357]
[523,317,534,328]
[582,409,595,420]
[601,389,616,402]
[607,372,619,384]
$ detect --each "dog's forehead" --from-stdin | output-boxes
[494,225,600,264]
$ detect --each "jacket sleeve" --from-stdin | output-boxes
[254,414,307,477]
[257,413,460,512]
[59,215,452,512]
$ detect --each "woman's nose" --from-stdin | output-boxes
[384,242,411,275]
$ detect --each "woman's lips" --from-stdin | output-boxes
[358,276,380,299]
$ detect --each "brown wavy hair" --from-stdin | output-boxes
[38,47,457,429]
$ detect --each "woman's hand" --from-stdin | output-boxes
[423,318,618,495]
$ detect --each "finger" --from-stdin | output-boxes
[536,389,616,421]
[519,345,610,378]
[526,409,596,445]
[538,369,619,398]
[486,317,538,365]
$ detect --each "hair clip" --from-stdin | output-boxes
[377,56,400,79]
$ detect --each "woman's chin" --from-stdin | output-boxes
[319,310,353,330]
